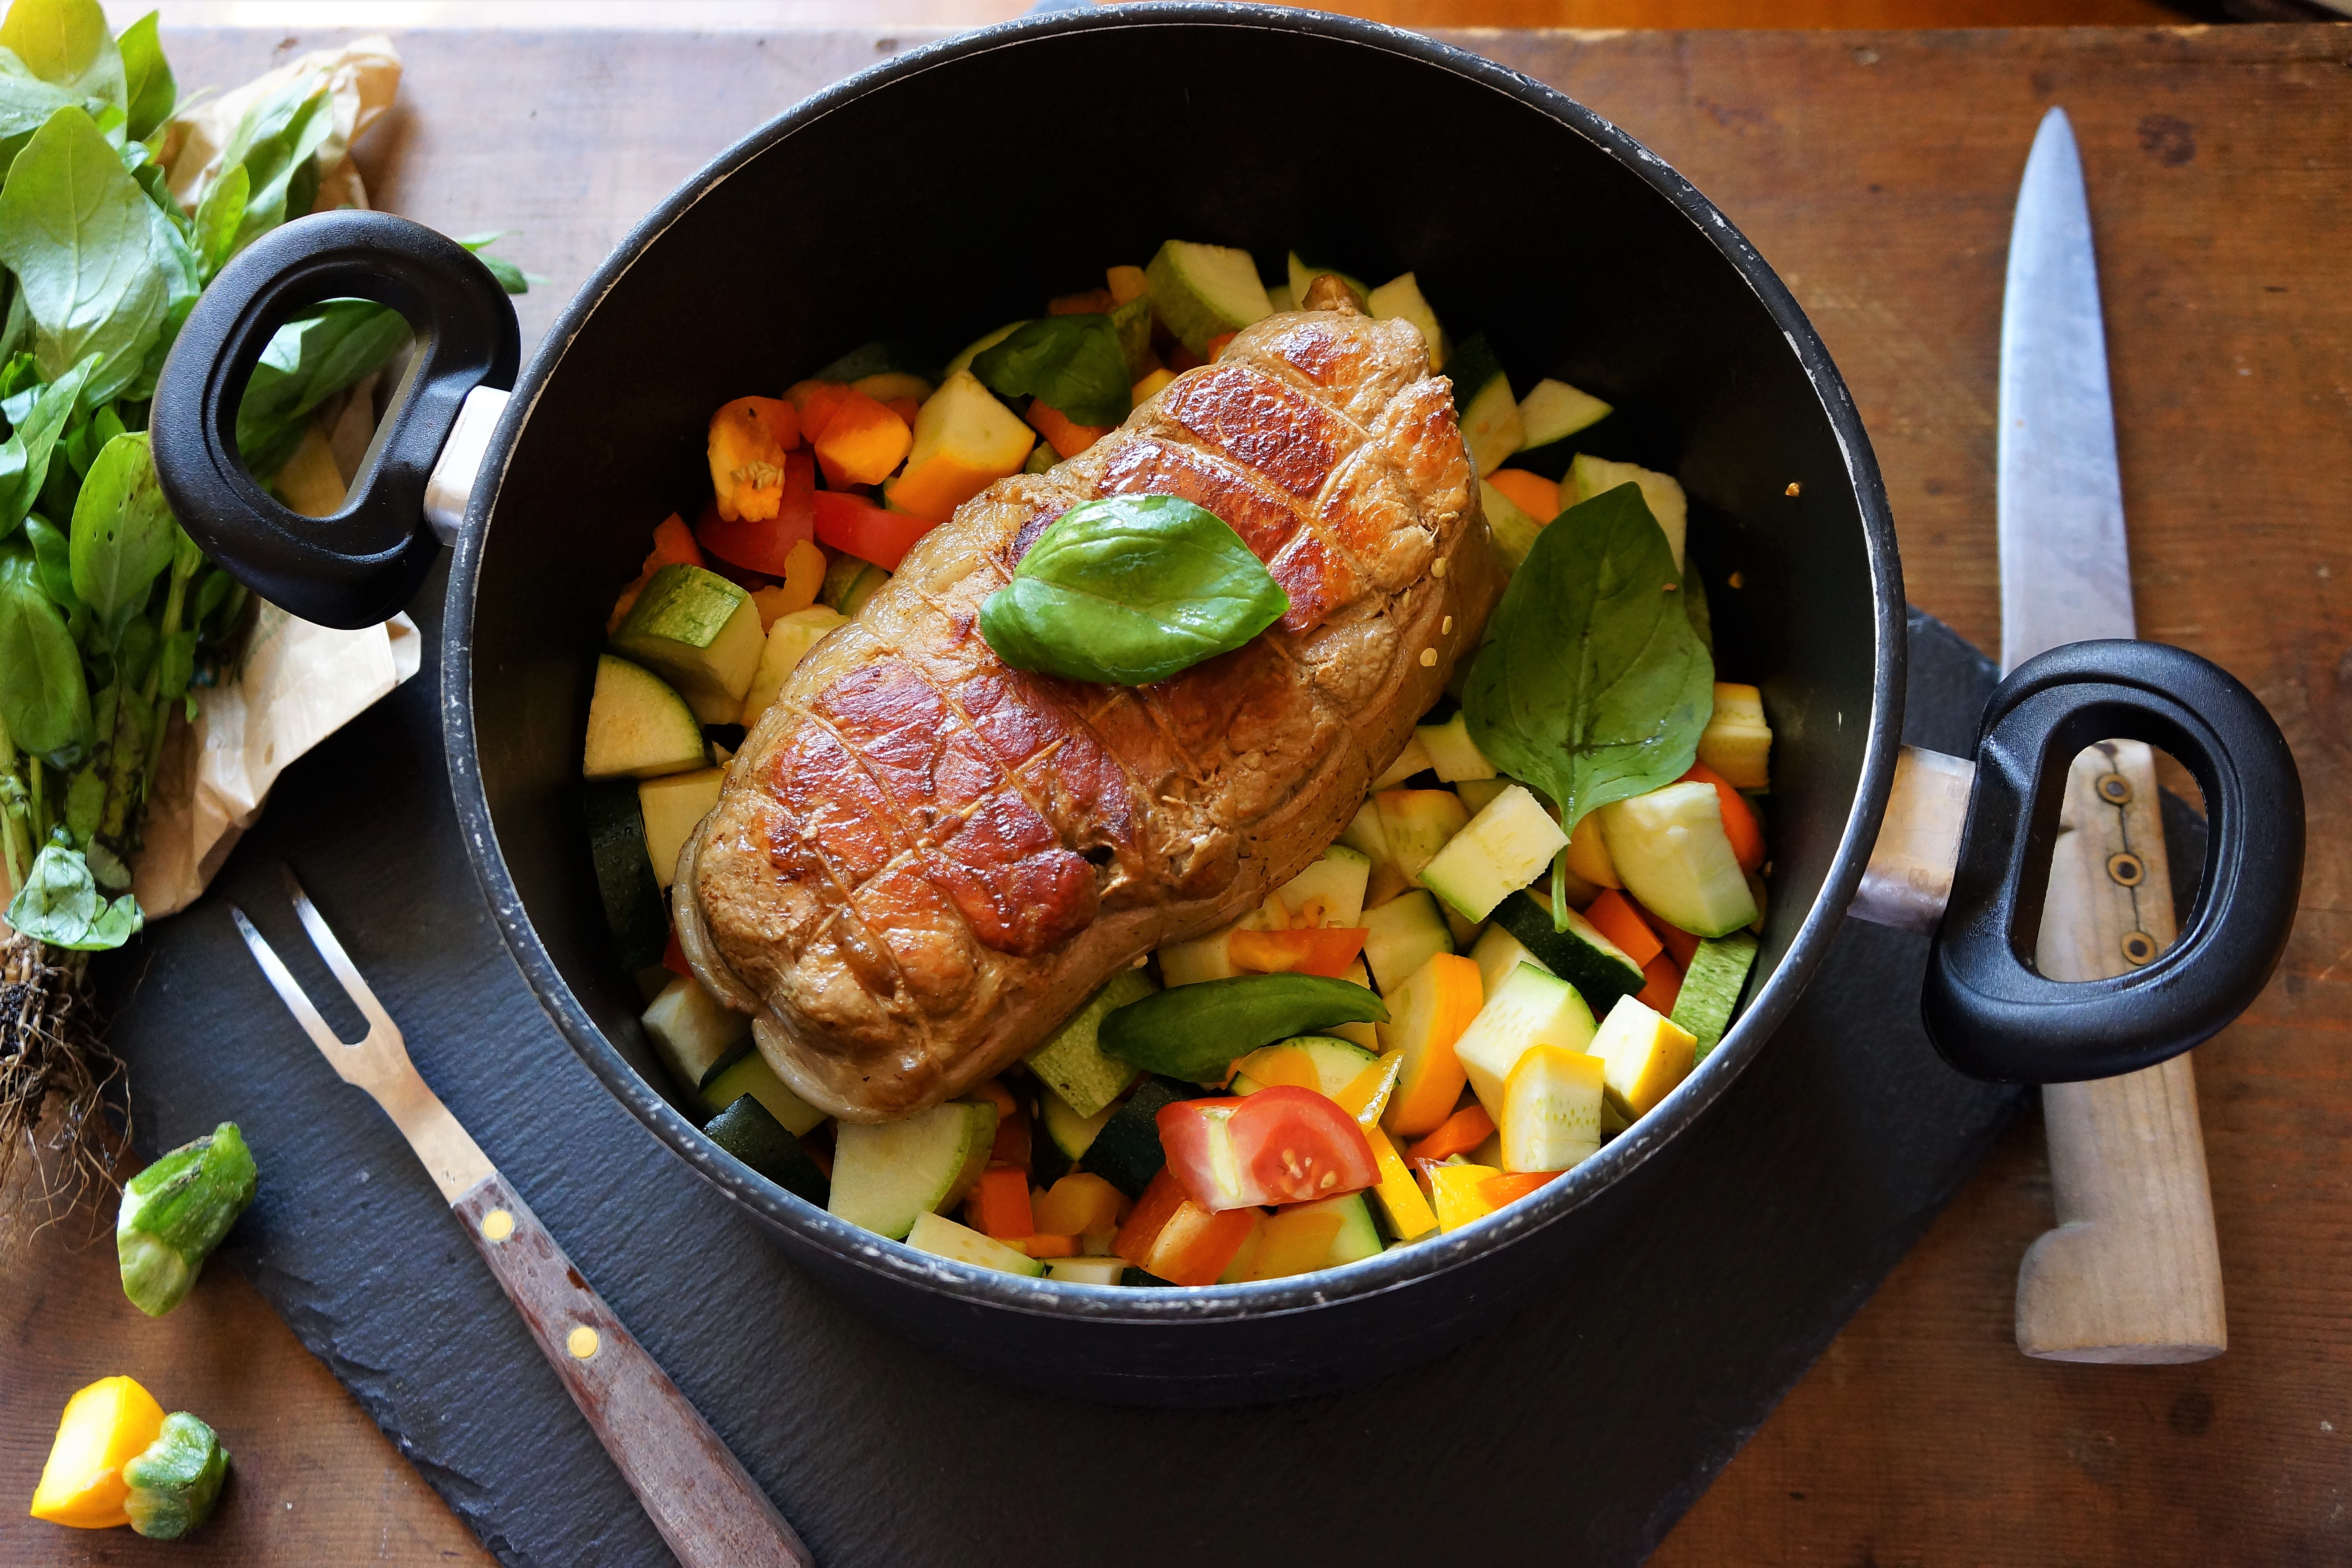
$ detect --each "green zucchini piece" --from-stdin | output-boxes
[1447,334,1521,475]
[1023,440,1058,475]
[1025,967,1152,1117]
[1421,784,1570,922]
[701,1048,826,1135]
[1489,890,1647,1009]
[1044,1255,1127,1285]
[830,1100,998,1239]
[1516,377,1612,453]
[819,553,889,617]
[1039,1085,1116,1164]
[1365,272,1443,368]
[1111,294,1155,379]
[705,1093,829,1204]
[1569,453,1688,570]
[1672,933,1760,1060]
[906,1211,1045,1276]
[584,780,668,970]
[1480,478,1542,572]
[1360,888,1453,996]
[1289,1191,1384,1266]
[1416,712,1496,783]
[1452,962,1599,1115]
[1121,1265,1176,1287]
[638,765,724,892]
[117,1124,258,1318]
[1083,1075,1202,1199]
[123,1412,229,1539]
[1147,240,1272,356]
[1230,1035,1378,1096]
[583,654,706,780]
[641,974,750,1102]
[946,320,1028,377]
[1598,781,1757,937]
[610,565,764,724]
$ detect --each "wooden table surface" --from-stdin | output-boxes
[5,17,2348,1567]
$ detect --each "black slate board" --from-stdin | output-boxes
[102,593,2027,1567]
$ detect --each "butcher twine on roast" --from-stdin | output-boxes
[675,277,1502,1122]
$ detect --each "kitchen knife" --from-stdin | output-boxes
[1998,107,2225,1363]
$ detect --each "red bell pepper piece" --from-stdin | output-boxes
[696,449,815,575]
[813,488,934,572]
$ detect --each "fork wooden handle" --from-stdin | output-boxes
[452,1176,814,1567]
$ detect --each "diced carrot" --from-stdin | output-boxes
[1226,926,1369,979]
[1016,1234,1079,1258]
[1408,1103,1496,1163]
[1681,761,1767,873]
[1033,1172,1128,1236]
[661,925,690,977]
[813,389,913,488]
[1636,953,1682,1013]
[785,379,853,443]
[1205,331,1236,361]
[967,1166,1035,1239]
[1050,286,1116,315]
[886,396,921,426]
[1487,467,1560,522]
[1025,400,1111,460]
[1112,1169,1189,1265]
[1632,898,1701,971]
[1105,265,1150,305]
[1113,1169,1259,1286]
[990,1103,1031,1170]
[650,512,704,568]
[1478,1170,1563,1208]
[1583,889,1664,969]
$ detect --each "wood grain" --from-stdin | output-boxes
[2020,740,2227,1362]
[5,20,2347,1567]
[448,1176,811,1568]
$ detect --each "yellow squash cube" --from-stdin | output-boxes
[1591,994,1699,1118]
[883,369,1036,523]
[1423,1161,1503,1232]
[30,1376,166,1529]
[1501,1045,1606,1173]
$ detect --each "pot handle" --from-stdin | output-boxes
[151,211,520,630]
[1918,639,2303,1082]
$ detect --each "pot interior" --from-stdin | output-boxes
[459,12,1894,1259]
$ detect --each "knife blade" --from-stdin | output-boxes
[1999,107,2226,1364]
[1999,106,2134,672]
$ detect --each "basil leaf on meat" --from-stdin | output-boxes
[1462,480,1713,922]
[971,314,1132,426]
[69,429,174,647]
[1098,974,1389,1085]
[978,494,1288,686]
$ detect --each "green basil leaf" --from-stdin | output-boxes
[215,78,334,256]
[23,514,80,638]
[191,160,246,283]
[114,11,172,143]
[113,612,153,687]
[971,314,1132,426]
[1462,481,1713,918]
[1097,975,1389,1084]
[234,299,409,479]
[0,51,78,146]
[0,0,123,110]
[0,352,96,533]
[7,832,140,949]
[978,494,1289,686]
[458,232,534,296]
[0,548,91,756]
[62,756,101,840]
[1110,295,1153,381]
[69,428,173,644]
[0,105,173,406]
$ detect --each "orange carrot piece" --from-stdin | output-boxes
[813,389,912,487]
[1636,953,1682,1013]
[1205,331,1237,361]
[1407,1104,1496,1163]
[1632,899,1701,971]
[1105,264,1150,305]
[1226,926,1369,979]
[970,1078,1017,1119]
[1487,467,1560,522]
[1016,1234,1079,1258]
[990,1105,1031,1171]
[968,1166,1035,1240]
[785,379,852,444]
[1583,889,1664,969]
[1478,1171,1563,1208]
[885,396,921,426]
[1681,761,1767,873]
[1025,400,1111,460]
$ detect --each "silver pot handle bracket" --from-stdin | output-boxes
[1851,745,1976,933]
[422,385,512,546]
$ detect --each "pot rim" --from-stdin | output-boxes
[441,1,1906,1325]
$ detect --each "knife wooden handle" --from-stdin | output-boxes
[2014,739,2226,1363]
[452,1175,815,1566]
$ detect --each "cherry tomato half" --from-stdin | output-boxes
[1157,1086,1379,1212]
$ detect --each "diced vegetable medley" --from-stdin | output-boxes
[582,241,1775,1288]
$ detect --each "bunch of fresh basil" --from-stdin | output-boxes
[1462,480,1715,924]
[0,0,525,950]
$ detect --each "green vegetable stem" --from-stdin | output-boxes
[116,1120,258,1317]
[1098,974,1388,1084]
[1461,480,1714,924]
[979,494,1289,686]
[123,1410,231,1539]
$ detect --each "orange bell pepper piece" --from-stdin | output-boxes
[1016,1234,1080,1258]
[1631,898,1702,971]
[1477,1170,1563,1208]
[709,398,797,523]
[1582,889,1664,969]
[813,389,913,488]
[1033,1172,1128,1237]
[1636,953,1682,1013]
[1113,1169,1260,1287]
[967,1166,1036,1240]
[1025,400,1111,460]
[1226,926,1369,979]
[786,379,852,443]
[607,513,708,630]
[1105,265,1150,305]
[1406,1103,1495,1163]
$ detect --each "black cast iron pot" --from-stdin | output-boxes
[149,5,2303,1405]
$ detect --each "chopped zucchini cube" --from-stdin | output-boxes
[1415,712,1496,783]
[1698,681,1773,791]
[830,1100,998,1239]
[611,565,764,724]
[641,974,750,1102]
[1570,454,1688,571]
[1500,1044,1606,1174]
[638,766,725,892]
[905,1211,1045,1277]
[1517,378,1612,451]
[1598,781,1757,938]
[1365,271,1445,368]
[1026,967,1153,1118]
[1591,994,1698,1118]
[584,655,706,780]
[1420,784,1570,922]
[1451,962,1597,1116]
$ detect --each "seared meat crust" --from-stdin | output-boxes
[679,291,1501,1121]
